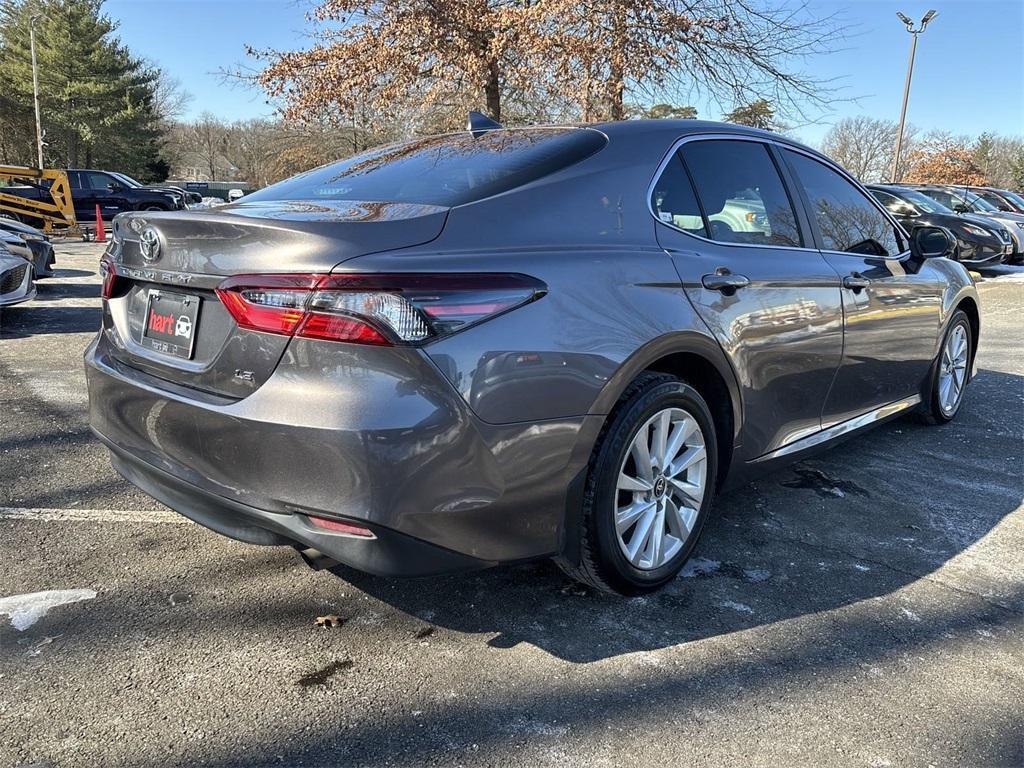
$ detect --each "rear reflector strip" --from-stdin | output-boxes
[307,515,376,538]
[296,312,389,345]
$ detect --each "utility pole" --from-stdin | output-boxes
[890,9,937,182]
[29,13,44,169]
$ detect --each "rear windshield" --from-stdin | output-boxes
[243,128,607,208]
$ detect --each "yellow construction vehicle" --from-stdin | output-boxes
[0,165,80,237]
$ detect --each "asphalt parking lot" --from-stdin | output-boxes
[1,242,1022,768]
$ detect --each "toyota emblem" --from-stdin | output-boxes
[139,227,161,262]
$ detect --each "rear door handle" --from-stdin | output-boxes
[701,271,750,292]
[843,273,870,291]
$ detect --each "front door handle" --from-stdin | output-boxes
[702,270,750,292]
[843,273,870,291]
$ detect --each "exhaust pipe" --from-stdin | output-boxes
[295,546,340,571]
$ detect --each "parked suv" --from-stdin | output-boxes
[2,169,186,225]
[87,120,979,594]
[902,184,1024,263]
[958,185,1024,215]
[867,184,1010,268]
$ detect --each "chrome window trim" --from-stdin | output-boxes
[647,131,912,259]
[646,132,817,253]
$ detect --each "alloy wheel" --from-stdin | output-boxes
[614,407,708,570]
[938,324,968,415]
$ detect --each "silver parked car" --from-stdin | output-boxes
[0,241,35,307]
[87,119,979,594]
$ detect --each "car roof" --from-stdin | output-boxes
[592,118,811,147]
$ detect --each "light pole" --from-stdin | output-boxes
[29,13,44,169]
[890,9,937,182]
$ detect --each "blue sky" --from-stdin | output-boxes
[106,0,1023,146]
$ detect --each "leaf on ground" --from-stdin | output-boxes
[315,614,343,629]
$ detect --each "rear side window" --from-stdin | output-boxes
[919,188,957,209]
[650,155,706,236]
[243,128,607,208]
[783,150,906,257]
[679,140,802,248]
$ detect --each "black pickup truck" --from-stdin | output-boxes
[4,169,189,224]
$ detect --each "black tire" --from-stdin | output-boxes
[559,372,719,595]
[918,309,972,425]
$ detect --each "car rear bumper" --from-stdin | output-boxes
[85,335,594,574]
[26,240,55,278]
[99,434,492,576]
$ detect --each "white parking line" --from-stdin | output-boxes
[0,507,187,524]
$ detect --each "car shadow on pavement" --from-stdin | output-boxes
[330,367,1023,663]
[2,365,1020,767]
[47,267,95,279]
[0,305,101,336]
[31,281,100,301]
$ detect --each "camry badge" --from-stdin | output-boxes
[139,227,162,262]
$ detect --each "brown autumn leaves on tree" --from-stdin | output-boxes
[902,137,988,186]
[248,0,841,133]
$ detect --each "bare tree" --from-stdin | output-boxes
[151,70,193,121]
[189,112,229,181]
[821,116,917,182]
[530,0,845,122]
[243,0,845,130]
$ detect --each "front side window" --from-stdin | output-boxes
[85,172,115,191]
[896,188,951,214]
[243,128,607,208]
[784,150,905,256]
[650,154,706,237]
[679,140,802,247]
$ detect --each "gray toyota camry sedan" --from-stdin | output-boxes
[86,118,979,594]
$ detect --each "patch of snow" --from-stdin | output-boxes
[743,568,771,582]
[718,600,754,614]
[0,589,97,631]
[679,557,721,577]
[900,607,922,623]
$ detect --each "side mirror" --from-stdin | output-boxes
[895,204,918,217]
[106,182,120,191]
[911,225,956,259]
[953,203,970,213]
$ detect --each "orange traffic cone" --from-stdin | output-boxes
[94,204,106,243]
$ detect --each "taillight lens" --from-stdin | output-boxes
[215,272,545,345]
[99,256,117,299]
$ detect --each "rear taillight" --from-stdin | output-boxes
[99,256,117,299]
[215,273,545,345]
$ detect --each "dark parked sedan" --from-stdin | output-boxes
[0,217,55,277]
[867,184,1010,268]
[87,119,979,594]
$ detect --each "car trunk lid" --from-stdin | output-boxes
[101,200,447,398]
